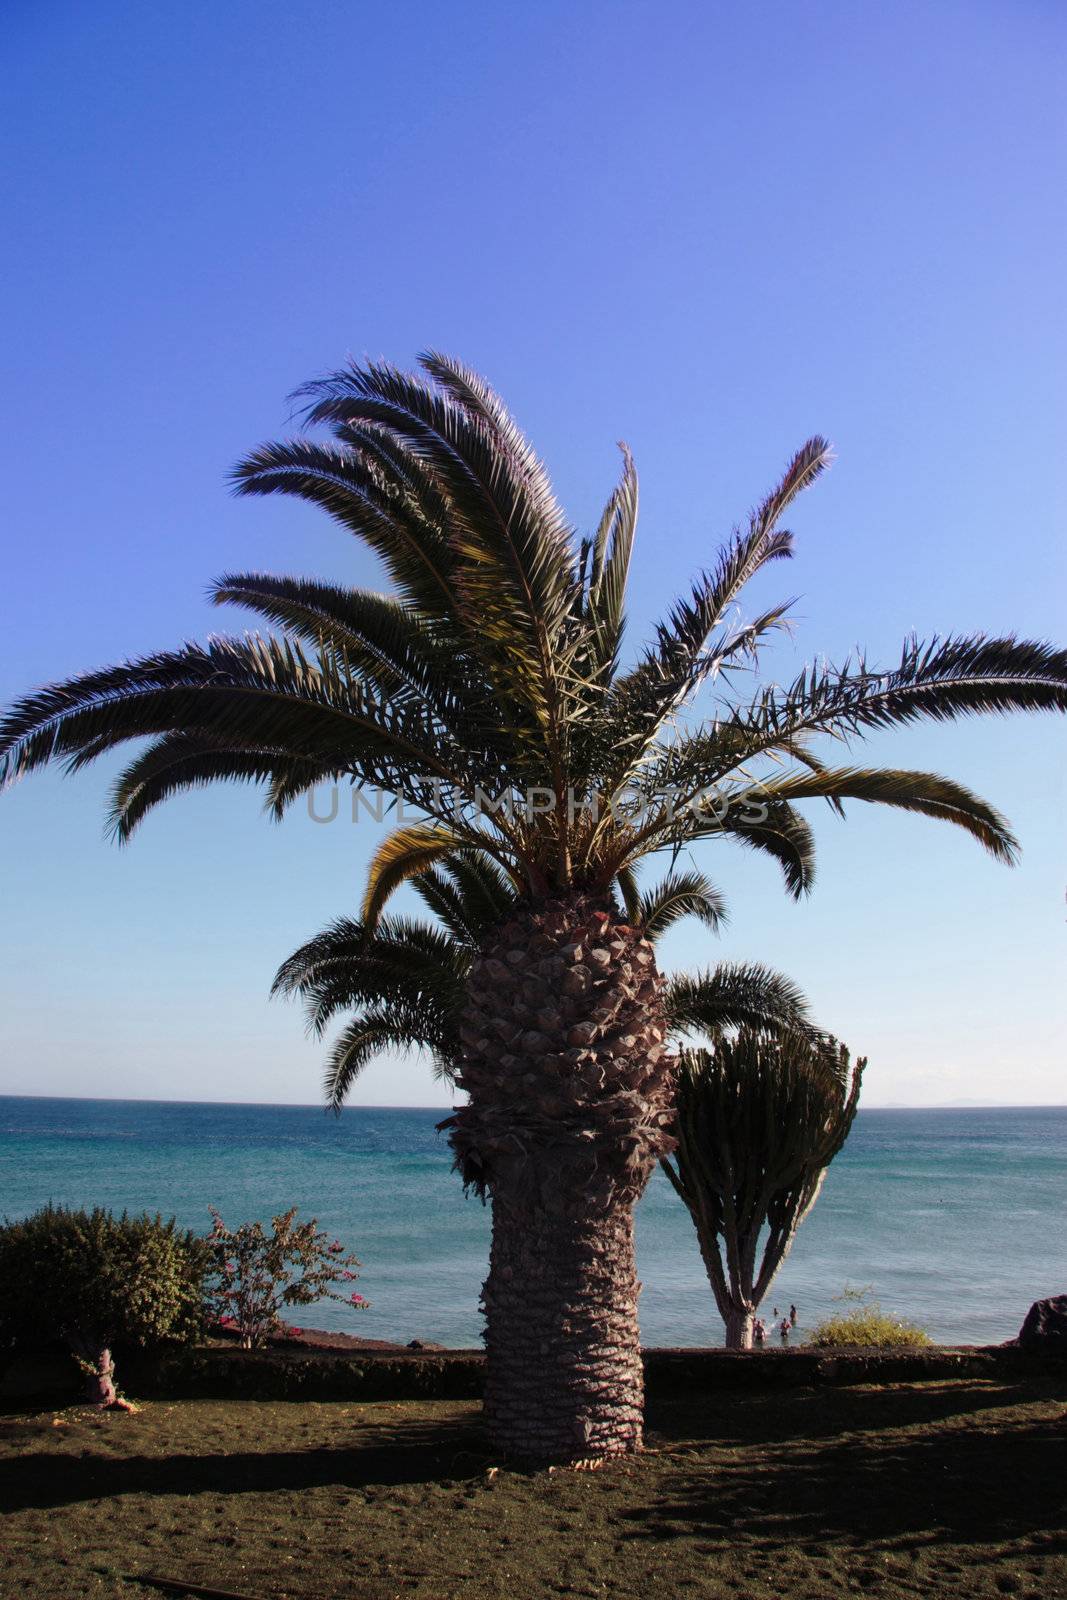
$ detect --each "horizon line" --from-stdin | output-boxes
[2,1092,1065,1113]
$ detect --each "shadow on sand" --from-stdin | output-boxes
[0,1413,490,1513]
[636,1381,1067,1556]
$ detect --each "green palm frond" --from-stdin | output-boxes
[418,350,572,550]
[362,823,470,930]
[404,849,520,945]
[410,865,484,943]
[0,635,472,811]
[632,870,727,938]
[297,361,583,754]
[610,795,817,899]
[104,733,324,842]
[322,1005,454,1114]
[232,435,463,624]
[706,634,1067,780]
[582,443,639,687]
[604,437,829,781]
[739,765,1019,863]
[210,574,490,730]
[288,925,465,1041]
[665,963,812,1039]
[717,802,817,898]
[441,850,519,930]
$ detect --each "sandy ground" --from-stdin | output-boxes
[1,1376,1064,1598]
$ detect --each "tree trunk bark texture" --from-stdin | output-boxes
[724,1307,755,1350]
[448,895,676,1466]
[482,1187,643,1461]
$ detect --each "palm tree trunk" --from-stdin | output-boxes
[482,1178,644,1462]
[449,893,675,1465]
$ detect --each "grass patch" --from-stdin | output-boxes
[1,1379,1065,1597]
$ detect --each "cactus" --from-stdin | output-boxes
[661,1028,864,1349]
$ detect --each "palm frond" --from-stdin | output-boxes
[743,765,1019,863]
[323,1005,455,1113]
[714,634,1067,776]
[0,635,476,822]
[614,862,642,923]
[635,869,727,939]
[443,850,519,932]
[418,350,572,549]
[210,574,488,729]
[583,443,639,686]
[605,437,829,779]
[296,361,582,751]
[407,850,519,944]
[105,733,323,842]
[711,802,817,898]
[665,963,812,1038]
[232,435,463,624]
[361,822,468,929]
[410,865,482,944]
[611,795,817,899]
[272,913,468,1035]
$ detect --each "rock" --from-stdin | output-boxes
[1018,1295,1067,1350]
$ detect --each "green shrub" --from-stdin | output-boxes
[808,1285,932,1349]
[0,1205,208,1403]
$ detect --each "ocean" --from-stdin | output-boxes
[1,1096,1064,1349]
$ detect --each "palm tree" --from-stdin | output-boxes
[271,850,810,1105]
[662,1025,864,1348]
[2,353,1066,1462]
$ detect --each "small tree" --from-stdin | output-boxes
[662,1028,864,1348]
[206,1207,368,1349]
[0,1205,207,1405]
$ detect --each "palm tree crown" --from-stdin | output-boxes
[272,850,810,1109]
[3,352,1065,922]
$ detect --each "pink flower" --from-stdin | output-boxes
[350,1293,364,1304]
[341,1270,357,1281]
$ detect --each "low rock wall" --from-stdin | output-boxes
[136,1341,1067,1401]
[5,1341,1064,1407]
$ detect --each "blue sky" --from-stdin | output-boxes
[1,0,1063,1107]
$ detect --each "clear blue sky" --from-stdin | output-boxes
[1,0,1063,1107]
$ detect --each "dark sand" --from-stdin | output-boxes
[1,1377,1064,1598]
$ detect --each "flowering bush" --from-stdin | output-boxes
[205,1206,368,1349]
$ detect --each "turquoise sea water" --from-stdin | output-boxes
[1,1097,1064,1349]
